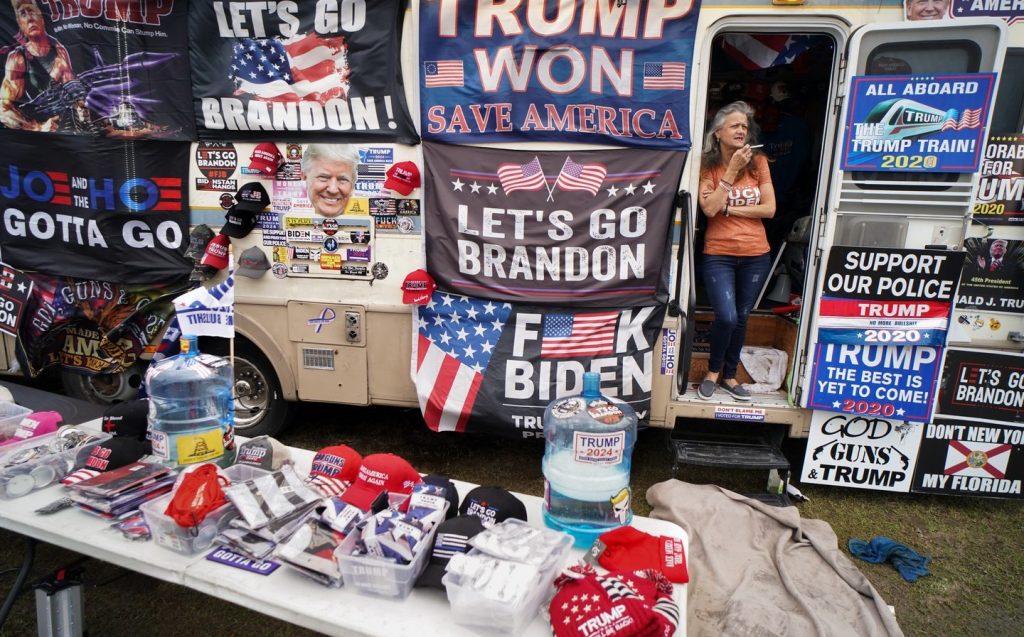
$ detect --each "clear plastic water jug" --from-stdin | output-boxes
[542,372,637,547]
[145,335,235,469]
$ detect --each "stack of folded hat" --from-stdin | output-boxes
[276,451,426,586]
[548,564,680,637]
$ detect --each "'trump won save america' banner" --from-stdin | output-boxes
[190,0,418,142]
[419,0,700,149]
[0,130,191,284]
[424,143,684,307]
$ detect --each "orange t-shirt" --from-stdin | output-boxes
[701,154,771,257]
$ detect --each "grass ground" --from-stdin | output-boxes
[1,400,1022,636]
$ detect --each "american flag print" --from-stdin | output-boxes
[720,34,816,70]
[941,108,982,131]
[231,35,350,104]
[423,60,465,87]
[416,293,512,432]
[541,311,618,359]
[642,62,686,90]
[554,157,607,195]
[496,156,547,195]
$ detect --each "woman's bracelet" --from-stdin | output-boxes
[719,180,732,192]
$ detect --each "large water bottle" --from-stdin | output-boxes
[542,372,637,547]
[145,335,235,469]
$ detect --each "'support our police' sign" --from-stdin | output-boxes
[807,343,942,423]
[841,74,996,172]
[817,247,964,346]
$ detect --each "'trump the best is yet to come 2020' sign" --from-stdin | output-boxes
[841,74,996,172]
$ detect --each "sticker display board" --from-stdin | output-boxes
[818,247,963,346]
[912,418,1023,499]
[801,411,923,492]
[841,74,996,172]
[807,343,942,423]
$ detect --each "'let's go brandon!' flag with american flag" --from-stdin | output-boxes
[414,292,665,438]
[423,142,685,308]
[189,0,417,142]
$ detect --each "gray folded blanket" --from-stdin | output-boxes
[646,480,904,637]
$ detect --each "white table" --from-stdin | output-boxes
[2,437,688,637]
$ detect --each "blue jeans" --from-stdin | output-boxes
[702,253,772,379]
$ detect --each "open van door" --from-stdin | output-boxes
[794,19,1007,419]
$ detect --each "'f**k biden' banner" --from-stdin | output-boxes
[423,143,685,307]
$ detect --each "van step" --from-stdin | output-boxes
[669,438,790,471]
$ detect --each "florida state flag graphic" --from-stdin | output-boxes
[945,440,1011,479]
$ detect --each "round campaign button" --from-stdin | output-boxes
[4,472,36,498]
[31,463,57,488]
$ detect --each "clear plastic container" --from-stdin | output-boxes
[335,503,448,599]
[145,335,236,469]
[443,527,574,637]
[0,431,112,499]
[0,402,37,447]
[542,371,638,547]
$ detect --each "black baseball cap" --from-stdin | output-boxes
[458,486,528,527]
[415,514,486,589]
[100,399,149,442]
[186,225,215,262]
[63,436,151,485]
[221,209,257,238]
[422,474,459,520]
[233,182,270,213]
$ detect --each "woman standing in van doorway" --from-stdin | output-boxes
[697,101,776,401]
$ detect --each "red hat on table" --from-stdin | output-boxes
[597,525,689,583]
[304,444,362,498]
[340,453,421,510]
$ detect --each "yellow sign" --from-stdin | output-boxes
[344,197,370,215]
[284,216,314,227]
[272,246,288,263]
[320,253,342,270]
[176,429,225,465]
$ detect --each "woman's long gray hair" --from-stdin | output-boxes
[700,101,761,175]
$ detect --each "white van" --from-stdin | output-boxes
[34,3,1024,442]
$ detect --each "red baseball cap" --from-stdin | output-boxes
[340,453,421,511]
[402,269,436,305]
[304,444,362,498]
[249,142,283,176]
[597,525,689,583]
[201,234,230,270]
[384,161,421,196]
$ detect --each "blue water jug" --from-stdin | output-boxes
[145,335,235,469]
[542,372,637,547]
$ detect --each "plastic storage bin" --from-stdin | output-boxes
[0,402,38,446]
[0,430,112,499]
[335,502,448,599]
[443,525,574,637]
[141,465,266,554]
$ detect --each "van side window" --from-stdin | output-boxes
[990,49,1024,134]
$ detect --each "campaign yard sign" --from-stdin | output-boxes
[414,293,664,438]
[972,134,1024,225]
[937,348,1024,424]
[801,411,923,492]
[912,418,1023,499]
[807,343,942,423]
[0,263,32,337]
[951,0,1024,24]
[189,0,418,142]
[841,74,996,172]
[423,143,684,307]
[418,0,700,149]
[817,247,963,346]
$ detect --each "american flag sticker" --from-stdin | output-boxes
[424,60,465,88]
[541,312,619,359]
[642,62,686,90]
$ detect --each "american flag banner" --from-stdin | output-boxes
[231,36,350,105]
[423,60,465,88]
[720,34,816,70]
[496,157,547,195]
[642,62,686,90]
[553,157,608,196]
[416,293,513,432]
[541,312,618,359]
